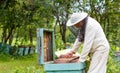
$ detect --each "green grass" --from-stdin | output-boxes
[0,53,44,73]
[0,51,120,73]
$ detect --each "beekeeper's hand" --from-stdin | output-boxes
[59,51,75,58]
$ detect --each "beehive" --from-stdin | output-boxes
[114,51,120,61]
[37,28,86,73]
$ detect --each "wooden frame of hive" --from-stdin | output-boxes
[37,28,86,73]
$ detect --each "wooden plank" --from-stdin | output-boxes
[46,70,84,73]
[24,48,29,55]
[40,28,44,64]
[18,48,24,56]
[30,49,34,54]
[44,62,86,71]
[54,71,62,73]
[61,71,72,73]
[37,28,41,64]
[62,70,84,73]
[37,28,55,64]
[43,30,54,62]
[52,31,55,61]
[46,72,54,73]
[37,28,44,64]
[61,71,81,73]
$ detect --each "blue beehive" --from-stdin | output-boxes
[0,43,10,54]
[113,51,120,61]
[37,28,86,73]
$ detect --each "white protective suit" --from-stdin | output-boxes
[71,17,110,73]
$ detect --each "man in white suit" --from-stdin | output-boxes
[61,12,110,73]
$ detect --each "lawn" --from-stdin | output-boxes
[0,52,120,73]
[0,53,44,73]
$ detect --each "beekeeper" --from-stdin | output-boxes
[61,12,110,73]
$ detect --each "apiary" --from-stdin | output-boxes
[37,28,86,73]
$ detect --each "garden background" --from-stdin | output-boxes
[0,0,120,73]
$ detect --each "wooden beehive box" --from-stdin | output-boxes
[113,51,120,61]
[37,28,86,73]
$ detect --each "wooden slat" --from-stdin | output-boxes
[24,48,29,55]
[54,72,61,73]
[61,71,82,73]
[46,70,85,73]
[44,62,86,71]
[46,72,55,73]
[37,28,55,64]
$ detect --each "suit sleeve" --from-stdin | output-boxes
[71,38,82,52]
[80,25,96,62]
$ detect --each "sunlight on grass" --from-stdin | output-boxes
[0,54,44,73]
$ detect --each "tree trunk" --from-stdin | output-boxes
[9,31,14,45]
[59,21,66,48]
[60,25,65,43]
[29,28,33,45]
[2,28,7,43]
[4,26,14,44]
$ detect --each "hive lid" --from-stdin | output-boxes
[37,28,55,64]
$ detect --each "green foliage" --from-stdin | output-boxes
[107,55,120,73]
[0,0,54,45]
[0,0,120,72]
[0,0,119,49]
[66,33,75,43]
[66,28,76,43]
[55,33,65,50]
[106,45,120,73]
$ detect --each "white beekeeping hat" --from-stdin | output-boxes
[66,12,88,26]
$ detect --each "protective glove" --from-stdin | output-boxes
[59,51,75,58]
